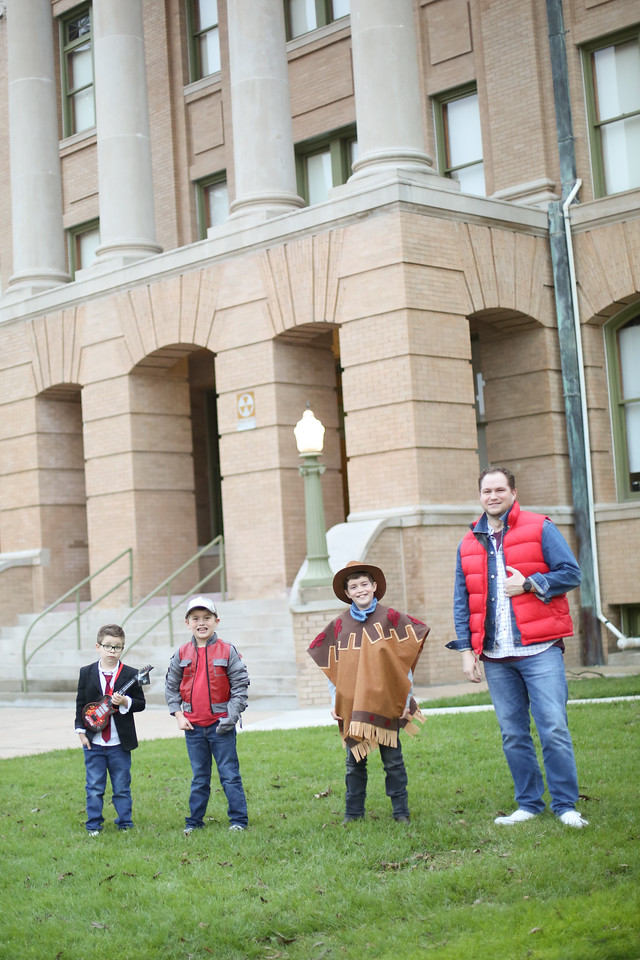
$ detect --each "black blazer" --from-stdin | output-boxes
[75,661,146,751]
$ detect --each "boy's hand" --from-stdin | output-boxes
[175,711,194,731]
[111,692,127,707]
[78,732,91,749]
[330,708,341,721]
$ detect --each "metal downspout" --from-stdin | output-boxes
[562,189,640,650]
[546,0,604,663]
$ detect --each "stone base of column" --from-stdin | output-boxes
[4,268,71,300]
[342,149,459,193]
[227,191,305,225]
[83,239,163,275]
[491,178,559,208]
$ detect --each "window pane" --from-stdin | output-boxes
[306,151,332,204]
[624,402,640,474]
[446,94,482,167]
[601,115,640,194]
[71,87,95,132]
[593,41,640,120]
[452,162,486,197]
[331,0,350,18]
[67,13,91,42]
[68,44,93,90]
[619,321,640,399]
[199,27,221,75]
[77,228,100,269]
[195,0,218,31]
[205,180,229,228]
[289,0,317,38]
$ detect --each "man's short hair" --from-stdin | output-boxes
[97,624,125,643]
[343,570,375,590]
[478,465,516,491]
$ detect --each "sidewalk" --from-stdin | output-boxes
[0,681,484,759]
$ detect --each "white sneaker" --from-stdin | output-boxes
[494,809,538,825]
[558,810,588,828]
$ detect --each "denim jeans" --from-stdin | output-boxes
[83,743,133,832]
[345,739,409,819]
[184,721,248,828]
[484,645,579,815]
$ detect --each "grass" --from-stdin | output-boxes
[1,676,639,960]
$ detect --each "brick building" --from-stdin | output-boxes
[0,0,639,700]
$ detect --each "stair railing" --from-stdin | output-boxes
[121,535,225,653]
[21,549,133,692]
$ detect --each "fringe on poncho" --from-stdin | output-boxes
[308,605,430,760]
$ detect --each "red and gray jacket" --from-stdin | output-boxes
[457,501,575,655]
[165,636,249,729]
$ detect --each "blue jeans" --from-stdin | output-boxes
[484,645,579,815]
[184,722,248,828]
[345,739,410,819]
[83,743,133,832]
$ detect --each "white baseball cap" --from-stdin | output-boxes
[185,596,218,616]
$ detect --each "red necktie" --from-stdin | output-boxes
[102,674,113,742]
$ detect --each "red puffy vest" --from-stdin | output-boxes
[459,501,574,654]
[178,638,231,709]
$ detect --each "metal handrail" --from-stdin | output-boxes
[21,549,133,692]
[122,535,225,653]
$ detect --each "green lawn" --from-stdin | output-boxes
[1,680,639,959]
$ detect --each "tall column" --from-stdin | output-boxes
[227,0,304,222]
[92,0,161,266]
[6,0,70,294]
[348,0,439,185]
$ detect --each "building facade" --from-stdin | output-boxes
[0,0,639,697]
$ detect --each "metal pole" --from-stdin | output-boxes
[298,454,333,587]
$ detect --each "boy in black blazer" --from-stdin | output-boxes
[75,624,146,835]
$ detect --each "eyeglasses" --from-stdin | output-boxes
[100,643,124,653]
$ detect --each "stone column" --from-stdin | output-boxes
[92,0,161,266]
[348,0,438,185]
[226,0,304,222]
[6,0,70,294]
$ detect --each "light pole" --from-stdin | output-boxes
[294,407,333,588]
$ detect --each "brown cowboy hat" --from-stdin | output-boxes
[332,560,387,603]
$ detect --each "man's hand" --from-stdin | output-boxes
[462,649,483,683]
[174,711,194,731]
[505,565,526,596]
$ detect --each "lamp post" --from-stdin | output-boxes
[294,407,333,588]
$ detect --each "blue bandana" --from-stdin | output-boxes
[350,597,378,622]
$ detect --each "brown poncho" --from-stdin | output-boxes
[308,605,430,760]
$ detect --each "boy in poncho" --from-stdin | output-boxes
[308,561,429,824]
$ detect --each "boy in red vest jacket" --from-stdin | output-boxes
[165,596,249,833]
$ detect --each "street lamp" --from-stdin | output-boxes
[294,407,333,588]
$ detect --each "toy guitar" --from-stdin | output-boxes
[82,664,154,732]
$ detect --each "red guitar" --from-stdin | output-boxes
[82,664,154,732]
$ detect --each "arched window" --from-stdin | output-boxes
[605,307,640,498]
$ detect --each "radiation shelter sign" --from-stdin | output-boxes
[236,391,256,431]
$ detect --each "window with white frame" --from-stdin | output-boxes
[295,127,357,204]
[195,174,229,238]
[60,4,95,137]
[582,29,640,197]
[605,307,640,498]
[187,0,221,81]
[434,85,486,196]
[285,0,349,41]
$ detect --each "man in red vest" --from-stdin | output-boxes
[450,466,588,827]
